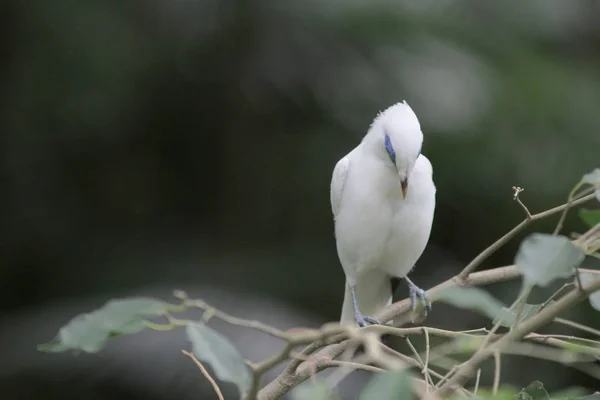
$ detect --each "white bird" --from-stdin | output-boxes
[330,101,436,327]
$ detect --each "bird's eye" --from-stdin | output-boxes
[384,134,396,164]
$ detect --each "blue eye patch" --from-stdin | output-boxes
[384,134,396,164]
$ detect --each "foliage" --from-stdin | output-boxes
[38,298,166,353]
[436,287,506,320]
[579,209,600,228]
[291,380,340,400]
[515,234,585,288]
[187,323,252,398]
[38,170,600,399]
[359,370,414,400]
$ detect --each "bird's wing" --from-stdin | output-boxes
[330,156,351,218]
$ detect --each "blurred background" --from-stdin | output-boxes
[1,0,600,399]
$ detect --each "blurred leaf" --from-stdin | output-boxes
[581,169,600,202]
[492,302,556,328]
[515,381,549,400]
[569,393,600,400]
[582,169,600,186]
[453,336,483,353]
[579,208,600,228]
[436,287,505,320]
[186,323,251,398]
[548,386,587,399]
[292,380,340,400]
[515,234,585,287]
[359,369,413,400]
[38,297,166,353]
[580,272,600,311]
[466,387,517,399]
[492,392,518,400]
[548,337,600,357]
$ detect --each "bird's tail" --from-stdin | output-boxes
[340,269,393,326]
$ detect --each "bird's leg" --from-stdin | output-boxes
[350,285,381,327]
[403,276,432,315]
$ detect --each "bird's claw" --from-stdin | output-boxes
[354,311,380,328]
[408,283,432,316]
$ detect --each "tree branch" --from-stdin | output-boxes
[254,191,598,399]
[431,276,600,398]
[458,192,596,279]
[256,265,522,400]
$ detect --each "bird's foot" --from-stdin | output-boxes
[406,279,432,316]
[354,311,380,328]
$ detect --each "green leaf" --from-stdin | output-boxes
[515,234,585,287]
[452,336,483,353]
[468,387,517,399]
[515,381,550,400]
[186,323,251,398]
[580,272,600,311]
[492,302,555,328]
[579,208,600,228]
[435,287,506,321]
[359,369,413,400]
[292,380,340,400]
[38,297,166,353]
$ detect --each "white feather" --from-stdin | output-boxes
[330,102,436,326]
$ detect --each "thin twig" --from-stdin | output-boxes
[326,359,384,374]
[254,343,294,374]
[186,299,286,339]
[422,327,431,385]
[433,278,600,397]
[366,325,480,340]
[182,350,225,400]
[457,328,489,334]
[525,335,600,357]
[541,283,574,310]
[512,186,531,218]
[527,333,600,346]
[458,192,595,279]
[473,369,481,396]
[247,343,294,400]
[553,183,587,236]
[380,343,467,393]
[554,317,600,337]
[478,285,530,351]
[492,351,501,395]
[405,337,434,389]
[514,285,533,328]
[497,341,596,365]
[434,364,459,389]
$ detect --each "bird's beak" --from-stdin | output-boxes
[401,178,408,199]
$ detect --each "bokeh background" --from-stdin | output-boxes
[2,0,600,399]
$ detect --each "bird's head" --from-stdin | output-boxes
[365,101,423,199]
